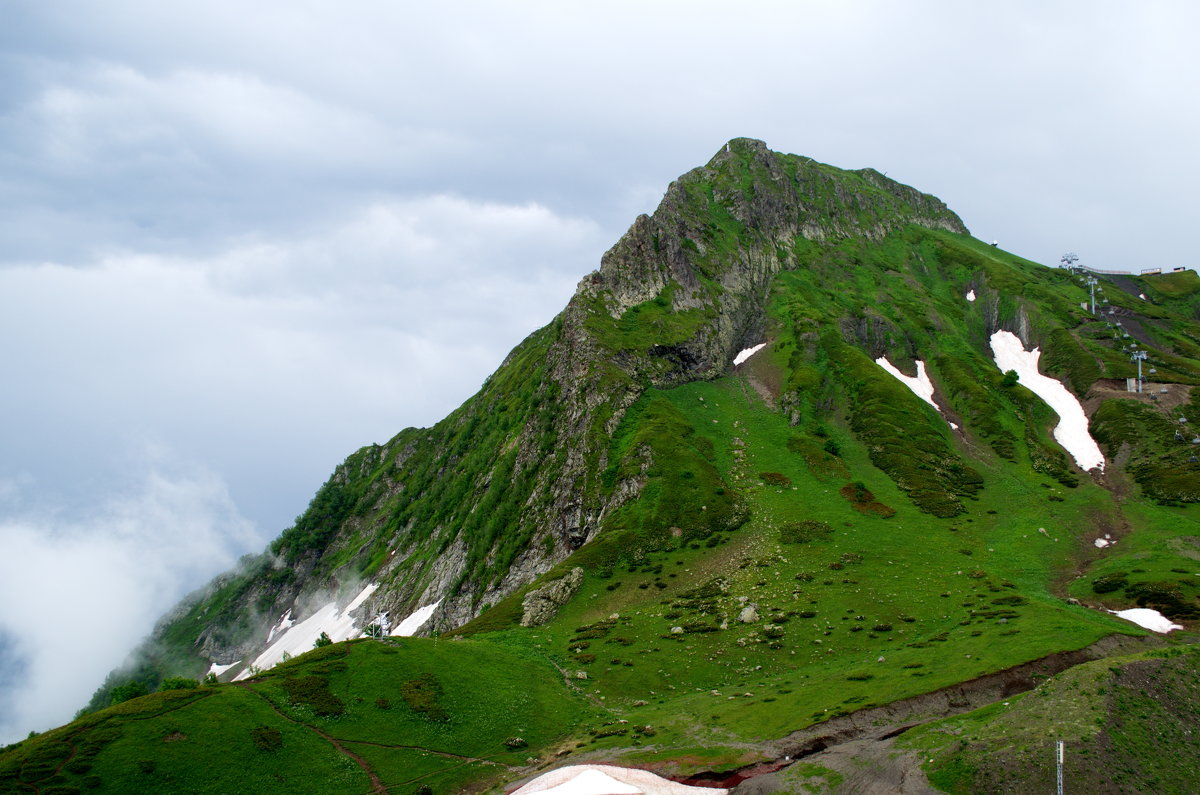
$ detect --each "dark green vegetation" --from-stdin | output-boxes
[905,645,1200,793]
[17,139,1200,792]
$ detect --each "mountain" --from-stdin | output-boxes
[3,139,1199,794]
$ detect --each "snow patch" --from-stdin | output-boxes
[266,609,294,643]
[875,357,940,411]
[1111,608,1183,633]
[1139,293,1147,300]
[989,330,1105,472]
[392,600,441,636]
[511,764,726,794]
[234,582,379,680]
[1094,538,1110,548]
[207,660,240,677]
[966,289,976,302]
[733,343,766,366]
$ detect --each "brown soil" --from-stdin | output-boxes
[1083,379,1193,417]
[733,736,937,794]
[717,633,1165,793]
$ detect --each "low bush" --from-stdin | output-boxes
[780,520,833,544]
[759,472,792,487]
[250,726,283,752]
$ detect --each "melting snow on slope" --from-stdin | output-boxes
[235,582,379,679]
[989,330,1105,472]
[511,764,726,794]
[733,342,766,366]
[966,289,976,302]
[207,660,240,677]
[392,600,441,636]
[876,357,940,411]
[266,609,294,643]
[1111,608,1183,633]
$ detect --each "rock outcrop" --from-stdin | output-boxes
[519,568,584,627]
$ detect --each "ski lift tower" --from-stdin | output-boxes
[1084,275,1099,314]
[1061,252,1080,272]
[1131,350,1148,393]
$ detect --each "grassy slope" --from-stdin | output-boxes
[1,639,595,795]
[445,230,1200,779]
[17,227,1200,791]
[902,645,1200,793]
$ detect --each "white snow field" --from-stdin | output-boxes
[966,289,976,302]
[733,342,767,366]
[392,600,440,635]
[234,582,379,680]
[875,357,940,411]
[511,764,727,795]
[989,330,1105,472]
[1112,608,1183,633]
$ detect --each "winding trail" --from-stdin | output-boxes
[237,683,387,795]
[692,633,1162,792]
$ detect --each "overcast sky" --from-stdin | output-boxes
[2,0,1197,743]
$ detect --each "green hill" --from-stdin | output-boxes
[4,139,1199,794]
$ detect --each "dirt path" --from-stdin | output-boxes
[733,735,937,794]
[337,736,515,768]
[237,683,387,795]
[546,656,606,708]
[713,633,1163,793]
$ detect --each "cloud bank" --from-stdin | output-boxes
[0,462,256,743]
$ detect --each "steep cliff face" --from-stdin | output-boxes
[85,139,996,701]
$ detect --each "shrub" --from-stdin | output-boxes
[1092,573,1128,594]
[400,674,448,721]
[250,726,283,752]
[110,682,149,706]
[759,472,792,487]
[313,632,333,648]
[282,675,345,717]
[159,677,199,692]
[838,483,896,518]
[780,520,833,544]
[1126,581,1200,619]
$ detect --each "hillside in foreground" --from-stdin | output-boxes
[3,139,1199,793]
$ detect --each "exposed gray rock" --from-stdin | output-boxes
[519,567,584,627]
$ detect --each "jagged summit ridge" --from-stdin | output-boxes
[586,138,966,318]
[567,138,968,396]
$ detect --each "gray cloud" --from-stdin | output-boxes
[0,460,257,744]
[3,0,1199,740]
